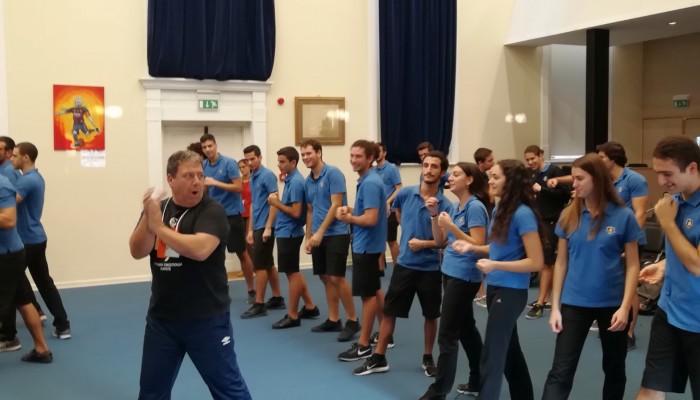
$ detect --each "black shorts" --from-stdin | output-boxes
[351,252,381,297]
[252,228,275,270]
[543,220,558,266]
[387,211,399,242]
[383,264,441,320]
[641,308,700,394]
[226,215,246,253]
[0,250,33,316]
[311,234,350,277]
[277,236,303,274]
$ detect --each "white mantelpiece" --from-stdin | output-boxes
[140,78,271,186]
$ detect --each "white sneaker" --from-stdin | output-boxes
[474,296,487,308]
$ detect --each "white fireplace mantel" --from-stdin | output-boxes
[140,77,271,186]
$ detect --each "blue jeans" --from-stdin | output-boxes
[139,312,251,400]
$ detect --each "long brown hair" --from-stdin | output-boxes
[490,159,543,243]
[558,153,624,238]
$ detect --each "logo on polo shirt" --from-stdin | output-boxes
[618,187,623,193]
[458,216,464,224]
[686,219,694,229]
[606,226,616,235]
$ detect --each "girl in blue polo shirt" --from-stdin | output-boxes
[542,153,640,400]
[420,162,490,399]
[453,159,544,400]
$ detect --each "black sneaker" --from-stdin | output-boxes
[21,349,53,364]
[241,303,267,319]
[543,301,552,310]
[298,305,320,319]
[265,296,286,310]
[353,353,389,376]
[0,337,21,352]
[337,319,361,342]
[422,355,437,377]
[526,300,538,309]
[52,328,72,340]
[338,342,372,361]
[456,382,479,396]
[525,304,544,320]
[419,386,441,400]
[627,334,636,352]
[247,290,256,305]
[272,314,300,329]
[370,331,395,349]
[311,319,343,332]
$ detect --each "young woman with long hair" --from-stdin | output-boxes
[542,153,640,399]
[452,159,544,400]
[420,162,490,399]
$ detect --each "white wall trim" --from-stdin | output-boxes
[139,78,271,187]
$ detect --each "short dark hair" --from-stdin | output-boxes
[423,150,448,172]
[377,142,388,153]
[243,145,261,157]
[596,141,627,167]
[186,142,205,158]
[524,145,543,156]
[277,146,299,165]
[199,133,216,144]
[167,150,202,177]
[417,141,434,152]
[300,138,322,153]
[15,142,38,162]
[653,135,700,171]
[351,140,377,160]
[473,148,492,163]
[0,136,15,151]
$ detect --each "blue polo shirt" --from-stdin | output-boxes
[15,169,47,245]
[305,163,348,236]
[0,175,23,253]
[441,196,489,282]
[0,162,19,186]
[375,161,401,210]
[487,204,539,289]
[556,202,640,307]
[352,170,387,254]
[615,167,648,245]
[393,185,451,271]
[250,165,279,230]
[275,169,306,238]
[658,190,700,333]
[203,154,242,216]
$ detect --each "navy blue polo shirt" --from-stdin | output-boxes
[556,202,640,307]
[15,169,47,245]
[393,185,451,271]
[352,170,387,254]
[275,169,306,238]
[250,165,279,230]
[487,204,539,289]
[305,163,348,236]
[0,175,23,253]
[659,190,700,333]
[203,154,243,216]
[615,167,648,245]
[441,196,489,282]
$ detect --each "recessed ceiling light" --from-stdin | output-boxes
[669,21,677,25]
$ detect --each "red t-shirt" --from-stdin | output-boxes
[241,180,251,218]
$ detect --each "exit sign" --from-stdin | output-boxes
[199,99,219,110]
[673,99,689,108]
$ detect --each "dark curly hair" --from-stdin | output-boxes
[456,162,492,216]
[490,159,544,244]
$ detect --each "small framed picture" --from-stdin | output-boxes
[295,97,346,145]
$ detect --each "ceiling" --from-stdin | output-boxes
[509,5,700,47]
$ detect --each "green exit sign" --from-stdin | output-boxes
[199,99,219,110]
[673,99,689,108]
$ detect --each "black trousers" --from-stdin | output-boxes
[478,285,533,400]
[0,241,69,337]
[426,276,482,398]
[542,305,629,400]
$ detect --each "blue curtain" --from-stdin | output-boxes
[379,0,456,164]
[147,0,276,81]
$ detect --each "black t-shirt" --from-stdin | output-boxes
[532,164,570,222]
[148,196,231,319]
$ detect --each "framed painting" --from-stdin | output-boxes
[295,97,346,145]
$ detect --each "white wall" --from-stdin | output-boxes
[507,0,700,44]
[547,45,586,158]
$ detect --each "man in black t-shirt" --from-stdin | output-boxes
[129,150,251,400]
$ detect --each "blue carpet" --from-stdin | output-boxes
[0,268,692,399]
